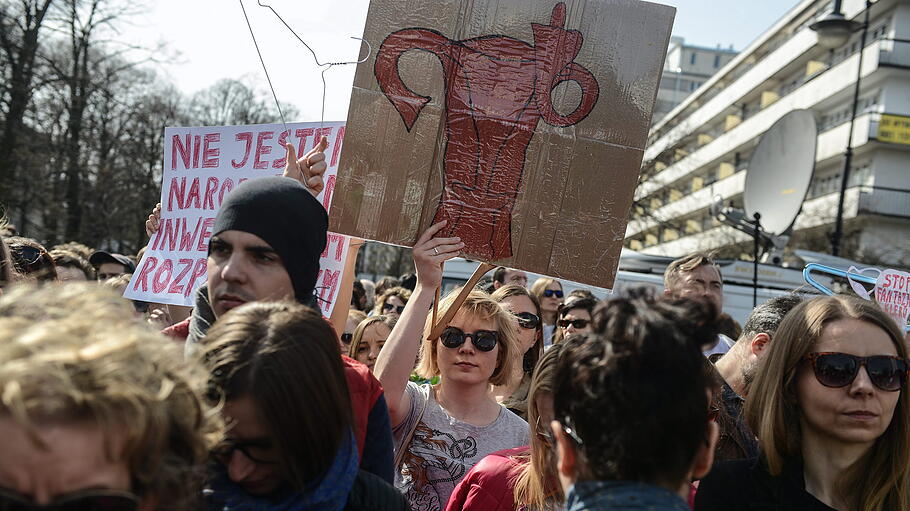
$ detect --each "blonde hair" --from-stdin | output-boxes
[513,343,564,510]
[414,287,517,386]
[347,309,368,326]
[348,315,396,359]
[0,283,222,511]
[530,277,561,301]
[746,295,910,511]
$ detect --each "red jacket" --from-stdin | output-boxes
[341,354,384,457]
[445,447,529,511]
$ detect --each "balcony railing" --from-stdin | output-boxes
[858,185,910,219]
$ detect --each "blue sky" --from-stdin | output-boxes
[662,0,799,50]
[127,0,802,121]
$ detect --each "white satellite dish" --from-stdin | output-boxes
[743,110,818,236]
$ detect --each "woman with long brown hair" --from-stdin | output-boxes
[490,284,544,419]
[446,343,565,511]
[696,295,910,510]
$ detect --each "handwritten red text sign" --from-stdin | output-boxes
[125,122,348,317]
[876,269,910,331]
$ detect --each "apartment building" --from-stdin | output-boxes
[628,0,910,266]
[653,37,738,124]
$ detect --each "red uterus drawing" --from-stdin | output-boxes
[374,3,599,260]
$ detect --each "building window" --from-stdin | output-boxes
[690,52,696,65]
[714,55,721,68]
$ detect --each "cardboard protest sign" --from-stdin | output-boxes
[875,269,910,330]
[124,121,350,317]
[330,0,675,289]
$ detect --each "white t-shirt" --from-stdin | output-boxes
[393,382,529,511]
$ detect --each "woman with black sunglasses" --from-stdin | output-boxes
[6,236,57,282]
[375,221,529,511]
[490,285,544,420]
[446,343,564,511]
[530,277,563,347]
[374,286,411,320]
[695,295,910,511]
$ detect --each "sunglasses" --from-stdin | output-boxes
[558,318,590,329]
[341,333,353,344]
[542,289,563,298]
[0,488,139,511]
[513,311,540,330]
[440,326,499,352]
[382,303,405,314]
[803,352,908,392]
[9,245,45,274]
[212,437,280,465]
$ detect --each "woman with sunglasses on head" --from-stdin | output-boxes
[349,315,396,373]
[5,236,57,282]
[695,295,910,511]
[530,277,563,347]
[552,296,596,345]
[446,343,565,511]
[374,286,411,320]
[375,222,529,511]
[490,285,544,420]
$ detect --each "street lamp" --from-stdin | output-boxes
[810,0,871,257]
[810,1,864,49]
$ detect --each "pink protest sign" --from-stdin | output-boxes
[875,269,910,330]
[124,121,349,317]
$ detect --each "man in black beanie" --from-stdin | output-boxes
[155,138,397,485]
[207,176,328,316]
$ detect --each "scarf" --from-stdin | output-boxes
[208,431,359,511]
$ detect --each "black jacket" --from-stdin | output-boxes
[345,470,409,511]
[695,458,835,511]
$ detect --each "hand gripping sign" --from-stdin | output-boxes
[125,122,349,318]
[331,0,676,290]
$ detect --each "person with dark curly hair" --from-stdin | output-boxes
[551,297,720,510]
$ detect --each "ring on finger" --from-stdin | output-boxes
[433,247,439,255]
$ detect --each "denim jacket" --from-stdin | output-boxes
[566,481,690,511]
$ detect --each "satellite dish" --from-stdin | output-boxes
[743,110,817,236]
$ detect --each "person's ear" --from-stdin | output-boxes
[750,332,770,358]
[551,420,576,479]
[691,420,720,481]
[663,288,672,298]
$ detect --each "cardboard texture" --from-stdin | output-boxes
[331,0,675,289]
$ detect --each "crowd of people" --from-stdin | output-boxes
[0,141,908,511]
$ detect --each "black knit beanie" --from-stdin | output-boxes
[211,177,328,303]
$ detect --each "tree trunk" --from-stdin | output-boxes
[0,0,55,206]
